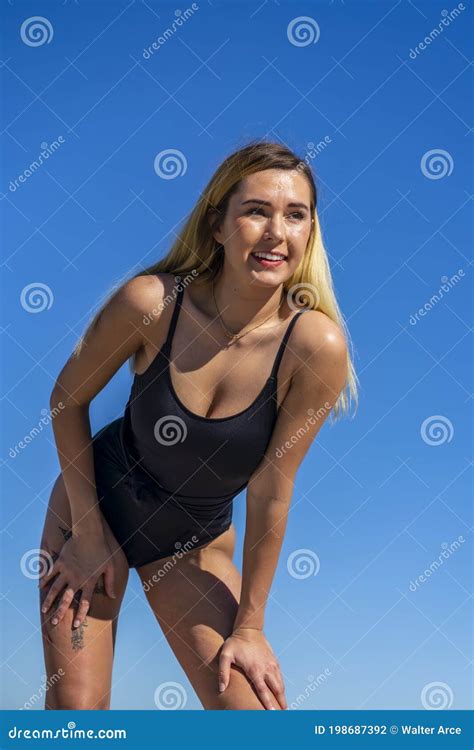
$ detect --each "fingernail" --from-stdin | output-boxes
[41,607,47,613]
[51,617,58,625]
[270,707,276,710]
[218,683,225,692]
[73,619,80,628]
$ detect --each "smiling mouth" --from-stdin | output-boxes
[251,252,287,262]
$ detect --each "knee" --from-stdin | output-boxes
[46,687,110,710]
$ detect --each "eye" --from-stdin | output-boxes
[246,207,266,216]
[288,211,305,220]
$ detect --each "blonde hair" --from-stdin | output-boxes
[73,139,358,421]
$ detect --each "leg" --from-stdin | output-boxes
[39,474,129,709]
[136,525,283,710]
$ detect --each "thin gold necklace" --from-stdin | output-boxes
[212,280,284,343]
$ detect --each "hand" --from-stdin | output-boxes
[218,626,287,710]
[39,529,117,629]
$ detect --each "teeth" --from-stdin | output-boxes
[253,252,286,261]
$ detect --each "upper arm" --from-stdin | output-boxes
[247,311,348,501]
[50,274,165,408]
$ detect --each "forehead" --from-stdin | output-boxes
[233,169,311,204]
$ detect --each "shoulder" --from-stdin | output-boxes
[111,272,174,326]
[292,308,348,359]
[289,308,348,389]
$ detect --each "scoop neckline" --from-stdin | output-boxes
[166,362,276,423]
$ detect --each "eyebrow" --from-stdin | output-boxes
[241,199,310,211]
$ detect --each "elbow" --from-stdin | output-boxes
[49,384,88,413]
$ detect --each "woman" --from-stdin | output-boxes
[39,140,357,710]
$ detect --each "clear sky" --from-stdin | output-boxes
[1,0,472,711]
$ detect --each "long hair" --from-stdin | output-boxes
[73,139,358,420]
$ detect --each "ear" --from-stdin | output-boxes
[207,208,223,244]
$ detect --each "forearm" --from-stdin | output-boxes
[233,490,291,631]
[49,391,106,536]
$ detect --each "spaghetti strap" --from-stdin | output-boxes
[270,309,307,381]
[163,276,184,352]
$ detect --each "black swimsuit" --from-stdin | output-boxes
[92,276,308,568]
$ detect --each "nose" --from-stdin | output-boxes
[264,213,284,241]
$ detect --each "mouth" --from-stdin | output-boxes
[250,252,287,268]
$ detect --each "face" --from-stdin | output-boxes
[210,169,313,286]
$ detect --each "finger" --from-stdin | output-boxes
[38,560,59,589]
[265,671,287,710]
[73,589,92,628]
[251,676,275,710]
[50,586,76,625]
[218,652,233,692]
[103,564,117,599]
[40,575,66,614]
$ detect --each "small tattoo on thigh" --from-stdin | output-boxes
[71,618,88,651]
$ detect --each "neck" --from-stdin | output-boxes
[211,269,285,330]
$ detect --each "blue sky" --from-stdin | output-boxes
[1,0,472,711]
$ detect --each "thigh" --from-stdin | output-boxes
[39,473,129,709]
[136,526,281,710]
